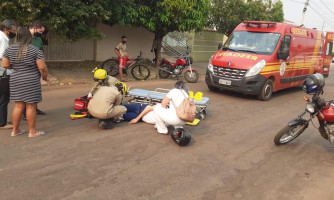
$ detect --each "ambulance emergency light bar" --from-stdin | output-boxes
[243,21,277,28]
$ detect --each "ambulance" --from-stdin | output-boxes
[206,21,334,100]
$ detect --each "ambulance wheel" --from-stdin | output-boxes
[203,109,208,115]
[257,79,273,101]
[198,113,205,120]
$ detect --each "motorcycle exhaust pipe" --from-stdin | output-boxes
[159,67,173,74]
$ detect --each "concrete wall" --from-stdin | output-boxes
[44,35,94,61]
[190,30,227,62]
[44,24,155,61]
[96,24,154,61]
[43,25,226,62]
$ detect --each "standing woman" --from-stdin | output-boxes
[2,27,48,137]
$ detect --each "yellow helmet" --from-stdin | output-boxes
[94,69,107,80]
[115,81,128,95]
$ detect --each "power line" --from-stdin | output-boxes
[310,1,334,24]
[308,4,334,29]
[319,0,334,17]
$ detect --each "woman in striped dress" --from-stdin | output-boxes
[2,27,48,137]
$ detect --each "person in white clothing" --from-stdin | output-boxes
[153,81,189,134]
[0,19,16,129]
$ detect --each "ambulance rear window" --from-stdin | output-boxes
[223,31,281,55]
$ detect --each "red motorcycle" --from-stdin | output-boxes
[274,74,334,145]
[159,49,199,83]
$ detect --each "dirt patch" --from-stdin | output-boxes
[46,61,101,84]
[46,60,157,85]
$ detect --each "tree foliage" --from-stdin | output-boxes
[0,0,111,41]
[104,0,210,38]
[209,0,284,36]
[103,0,210,66]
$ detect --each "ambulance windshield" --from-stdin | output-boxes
[223,31,281,55]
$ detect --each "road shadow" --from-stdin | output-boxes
[207,86,303,101]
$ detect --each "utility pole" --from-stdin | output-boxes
[300,0,309,26]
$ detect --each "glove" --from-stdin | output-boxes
[87,93,92,98]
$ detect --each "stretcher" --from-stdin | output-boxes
[126,88,209,119]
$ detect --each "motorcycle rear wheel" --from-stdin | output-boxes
[159,64,171,79]
[274,124,307,145]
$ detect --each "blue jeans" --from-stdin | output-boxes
[122,103,148,121]
[0,94,10,126]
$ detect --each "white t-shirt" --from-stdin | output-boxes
[166,88,188,111]
[142,108,156,124]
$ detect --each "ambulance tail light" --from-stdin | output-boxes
[245,60,266,77]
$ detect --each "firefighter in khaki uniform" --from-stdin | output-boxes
[88,69,127,129]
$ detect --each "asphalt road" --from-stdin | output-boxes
[1,66,334,200]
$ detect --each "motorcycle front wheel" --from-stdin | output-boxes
[184,70,199,83]
[274,124,307,145]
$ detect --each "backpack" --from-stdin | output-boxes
[171,90,197,122]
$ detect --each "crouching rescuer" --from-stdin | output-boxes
[88,69,127,129]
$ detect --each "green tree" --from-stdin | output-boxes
[104,0,210,67]
[209,0,284,36]
[0,0,112,41]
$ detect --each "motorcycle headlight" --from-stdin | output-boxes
[306,103,315,113]
[245,60,266,77]
[208,55,214,73]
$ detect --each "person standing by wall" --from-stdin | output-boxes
[0,19,16,129]
[30,20,45,53]
[20,20,47,120]
[2,27,48,137]
[114,36,132,82]
[151,35,158,64]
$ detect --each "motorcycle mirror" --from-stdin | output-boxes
[303,96,309,102]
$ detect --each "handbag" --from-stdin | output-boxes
[171,89,197,122]
[0,70,10,95]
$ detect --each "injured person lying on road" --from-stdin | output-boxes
[122,103,156,125]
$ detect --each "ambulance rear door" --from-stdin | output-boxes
[322,32,334,75]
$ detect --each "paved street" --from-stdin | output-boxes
[1,66,334,200]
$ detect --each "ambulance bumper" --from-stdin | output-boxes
[205,69,266,95]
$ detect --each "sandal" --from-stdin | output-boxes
[11,130,26,137]
[28,131,46,138]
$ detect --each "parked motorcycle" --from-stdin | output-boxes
[159,48,199,83]
[274,73,334,145]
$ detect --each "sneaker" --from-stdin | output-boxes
[36,109,46,115]
[114,117,124,123]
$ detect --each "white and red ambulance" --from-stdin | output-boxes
[206,21,333,100]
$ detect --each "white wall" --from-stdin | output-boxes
[96,24,155,61]
[44,24,155,61]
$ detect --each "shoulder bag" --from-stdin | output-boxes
[171,89,197,122]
